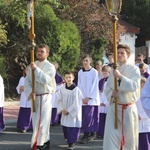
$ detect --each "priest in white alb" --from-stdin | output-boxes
[24,44,56,150]
[103,44,141,150]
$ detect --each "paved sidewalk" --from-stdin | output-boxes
[4,101,20,124]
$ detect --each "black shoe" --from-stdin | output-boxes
[67,143,75,150]
[88,132,96,141]
[2,127,6,131]
[21,130,27,133]
[36,145,46,150]
[97,135,103,139]
[36,141,50,150]
[44,140,50,149]
[79,132,90,144]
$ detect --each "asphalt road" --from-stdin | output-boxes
[0,123,103,150]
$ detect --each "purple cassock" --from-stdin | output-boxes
[107,63,113,68]
[0,107,5,131]
[78,68,100,134]
[55,72,64,85]
[62,126,80,144]
[81,105,99,133]
[97,77,108,138]
[139,133,150,150]
[51,72,63,125]
[98,77,108,93]
[142,72,149,79]
[17,108,32,131]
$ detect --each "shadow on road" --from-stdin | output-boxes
[0,123,103,150]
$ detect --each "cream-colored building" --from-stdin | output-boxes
[118,19,140,64]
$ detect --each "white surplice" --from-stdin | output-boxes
[103,62,141,150]
[99,81,109,113]
[136,98,150,133]
[16,76,31,108]
[52,84,64,108]
[57,85,83,127]
[140,76,150,118]
[24,59,56,147]
[78,68,100,105]
[0,75,4,107]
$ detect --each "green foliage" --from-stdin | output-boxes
[0,0,27,29]
[34,4,81,75]
[50,20,81,75]
[0,1,81,96]
[53,1,112,52]
[121,0,150,46]
[89,37,108,64]
[0,54,7,79]
[0,20,7,47]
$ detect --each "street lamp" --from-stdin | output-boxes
[105,0,122,129]
[26,0,36,112]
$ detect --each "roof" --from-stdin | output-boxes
[117,19,140,34]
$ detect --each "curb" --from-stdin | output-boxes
[4,101,20,107]
[4,101,20,124]
[5,119,17,124]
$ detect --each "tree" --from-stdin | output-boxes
[121,0,150,46]
[54,1,112,54]
[0,20,7,48]
[34,3,81,75]
[0,0,81,96]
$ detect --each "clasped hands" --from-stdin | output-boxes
[82,97,90,104]
[62,109,69,116]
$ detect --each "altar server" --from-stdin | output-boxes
[97,65,110,138]
[16,66,32,132]
[140,75,150,118]
[51,62,64,125]
[136,77,150,150]
[57,71,83,150]
[78,54,100,144]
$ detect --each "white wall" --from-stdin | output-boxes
[146,40,150,64]
[119,32,137,64]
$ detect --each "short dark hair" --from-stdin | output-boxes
[137,53,143,58]
[107,53,114,58]
[117,44,131,54]
[64,71,74,76]
[102,65,111,72]
[139,63,146,69]
[81,54,92,62]
[38,44,50,53]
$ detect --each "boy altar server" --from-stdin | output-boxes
[51,62,64,125]
[16,66,32,132]
[97,65,110,138]
[141,76,150,118]
[136,77,150,150]
[57,71,83,150]
[78,54,100,144]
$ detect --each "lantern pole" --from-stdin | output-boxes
[27,0,36,112]
[105,0,122,129]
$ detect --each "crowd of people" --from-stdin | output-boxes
[0,43,150,150]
